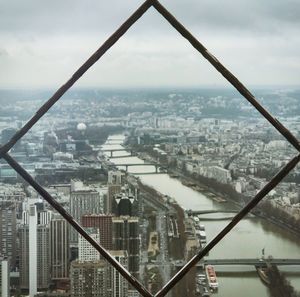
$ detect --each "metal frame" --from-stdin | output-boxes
[0,1,299,296]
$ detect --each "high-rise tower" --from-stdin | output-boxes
[107,250,128,297]
[81,214,113,250]
[0,201,17,268]
[50,215,69,281]
[70,187,102,245]
[112,216,139,278]
[19,203,51,296]
[107,171,125,213]
[0,257,10,297]
[70,228,104,297]
[78,228,100,262]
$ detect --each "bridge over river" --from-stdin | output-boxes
[174,258,300,267]
[188,209,240,215]
[100,148,136,158]
[107,162,168,174]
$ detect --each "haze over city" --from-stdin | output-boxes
[1,1,300,297]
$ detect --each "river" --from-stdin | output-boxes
[103,135,300,297]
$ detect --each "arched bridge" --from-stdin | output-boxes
[107,162,168,174]
[101,148,136,158]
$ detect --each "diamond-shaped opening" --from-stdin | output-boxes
[73,8,300,292]
[0,1,300,294]
[75,8,225,89]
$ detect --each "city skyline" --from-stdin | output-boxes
[0,1,300,296]
[0,88,300,296]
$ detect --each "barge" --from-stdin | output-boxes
[206,265,218,290]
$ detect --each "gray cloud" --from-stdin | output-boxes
[0,0,299,88]
[163,0,300,31]
[0,48,8,57]
[1,0,299,35]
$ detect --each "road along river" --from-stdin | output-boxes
[103,135,300,297]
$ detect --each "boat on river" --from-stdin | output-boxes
[212,196,227,203]
[256,266,271,286]
[170,173,179,178]
[182,180,196,187]
[206,265,218,290]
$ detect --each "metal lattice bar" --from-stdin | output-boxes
[0,1,299,296]
[153,0,300,152]
[155,154,300,297]
[3,152,154,297]
[0,0,155,158]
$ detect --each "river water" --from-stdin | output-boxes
[103,135,300,297]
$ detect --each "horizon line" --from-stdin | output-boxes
[0,84,300,92]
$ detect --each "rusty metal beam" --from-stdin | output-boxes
[2,152,153,297]
[153,0,300,152]
[0,0,156,159]
[0,2,299,296]
[154,153,300,297]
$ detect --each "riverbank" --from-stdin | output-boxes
[104,136,300,297]
[266,264,300,297]
[171,169,300,235]
[133,175,195,295]
[129,145,300,236]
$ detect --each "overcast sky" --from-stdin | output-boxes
[0,0,300,89]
